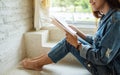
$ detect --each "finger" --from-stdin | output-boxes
[66,39,70,44]
[69,25,75,28]
[65,31,69,36]
[73,35,77,39]
[69,25,74,27]
[66,38,68,42]
[65,32,72,37]
[65,33,68,36]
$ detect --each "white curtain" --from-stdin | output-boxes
[34,0,50,31]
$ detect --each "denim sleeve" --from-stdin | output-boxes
[80,20,120,65]
[84,35,94,44]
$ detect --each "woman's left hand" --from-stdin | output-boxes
[66,31,79,48]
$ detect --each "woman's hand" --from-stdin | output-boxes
[66,31,81,49]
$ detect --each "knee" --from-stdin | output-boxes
[57,38,69,46]
[61,38,72,47]
[62,38,67,42]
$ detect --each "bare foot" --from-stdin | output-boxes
[20,58,43,71]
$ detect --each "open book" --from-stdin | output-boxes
[50,16,77,36]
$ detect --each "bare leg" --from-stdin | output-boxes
[20,53,53,71]
[30,54,45,60]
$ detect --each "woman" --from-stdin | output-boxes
[21,0,120,75]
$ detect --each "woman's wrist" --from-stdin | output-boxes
[76,43,82,50]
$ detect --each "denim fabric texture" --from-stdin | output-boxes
[48,9,120,75]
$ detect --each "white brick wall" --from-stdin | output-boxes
[0,0,34,74]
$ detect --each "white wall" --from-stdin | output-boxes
[0,0,34,74]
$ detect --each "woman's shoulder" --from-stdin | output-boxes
[106,9,120,32]
[112,9,120,21]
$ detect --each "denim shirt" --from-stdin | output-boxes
[80,9,120,73]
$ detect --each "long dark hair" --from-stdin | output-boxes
[93,0,120,18]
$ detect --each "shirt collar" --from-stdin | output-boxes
[100,8,116,23]
[98,8,116,30]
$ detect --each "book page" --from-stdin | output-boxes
[51,16,76,36]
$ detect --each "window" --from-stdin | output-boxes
[34,0,96,31]
[50,0,96,26]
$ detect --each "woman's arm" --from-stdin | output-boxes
[80,21,120,65]
[67,21,120,65]
[69,25,94,44]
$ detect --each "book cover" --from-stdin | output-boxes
[51,16,76,36]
